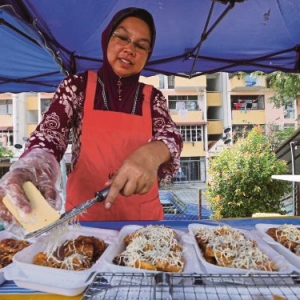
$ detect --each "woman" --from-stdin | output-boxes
[0,7,183,224]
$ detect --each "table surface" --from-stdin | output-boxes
[1,216,300,298]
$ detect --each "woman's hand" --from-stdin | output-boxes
[104,141,170,208]
[0,149,62,225]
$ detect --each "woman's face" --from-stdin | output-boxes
[107,17,151,77]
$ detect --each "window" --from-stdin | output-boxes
[0,166,10,178]
[176,157,204,182]
[284,124,295,130]
[168,76,175,89]
[0,100,12,115]
[273,124,280,131]
[68,131,72,144]
[159,75,165,89]
[178,125,202,142]
[169,95,199,111]
[41,98,52,114]
[245,75,257,86]
[231,95,264,110]
[284,104,295,119]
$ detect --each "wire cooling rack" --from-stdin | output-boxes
[82,272,300,300]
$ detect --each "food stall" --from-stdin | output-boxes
[1,217,300,299]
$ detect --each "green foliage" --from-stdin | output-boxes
[267,72,300,108]
[266,123,295,150]
[0,144,13,159]
[206,127,291,219]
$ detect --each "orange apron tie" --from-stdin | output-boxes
[66,71,164,221]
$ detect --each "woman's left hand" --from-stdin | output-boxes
[104,141,170,209]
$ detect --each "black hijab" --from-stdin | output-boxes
[97,7,156,113]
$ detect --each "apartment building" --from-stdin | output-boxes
[140,74,208,183]
[230,74,299,142]
[1,73,298,182]
[0,92,53,153]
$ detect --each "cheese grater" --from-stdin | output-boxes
[24,186,110,239]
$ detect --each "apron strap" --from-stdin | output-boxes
[85,71,98,111]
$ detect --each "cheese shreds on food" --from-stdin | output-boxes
[113,225,185,272]
[194,225,276,271]
[266,224,300,256]
[33,233,108,271]
[274,224,300,243]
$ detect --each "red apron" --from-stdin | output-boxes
[66,71,164,221]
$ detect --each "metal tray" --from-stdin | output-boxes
[82,272,300,300]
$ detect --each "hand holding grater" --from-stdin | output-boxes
[3,181,110,239]
[24,186,110,239]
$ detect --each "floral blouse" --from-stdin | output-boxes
[24,73,183,185]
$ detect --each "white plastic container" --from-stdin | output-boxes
[100,224,204,274]
[5,264,94,297]
[188,223,295,274]
[7,226,118,296]
[255,223,300,271]
[0,230,31,285]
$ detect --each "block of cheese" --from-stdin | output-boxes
[3,181,60,233]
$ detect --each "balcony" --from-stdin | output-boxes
[174,76,206,91]
[171,110,204,125]
[230,75,267,91]
[181,141,205,157]
[26,124,38,136]
[0,115,13,127]
[232,110,265,125]
[140,76,159,88]
[207,120,223,135]
[26,95,39,110]
[207,93,221,106]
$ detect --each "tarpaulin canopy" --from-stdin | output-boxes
[0,0,300,93]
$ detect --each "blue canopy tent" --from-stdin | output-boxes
[0,0,300,93]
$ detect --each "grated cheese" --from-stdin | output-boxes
[275,224,300,243]
[195,225,275,271]
[115,225,185,272]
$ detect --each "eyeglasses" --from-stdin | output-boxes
[111,31,151,54]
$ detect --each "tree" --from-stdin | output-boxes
[267,72,300,108]
[206,126,290,219]
[0,144,13,159]
[265,122,295,150]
